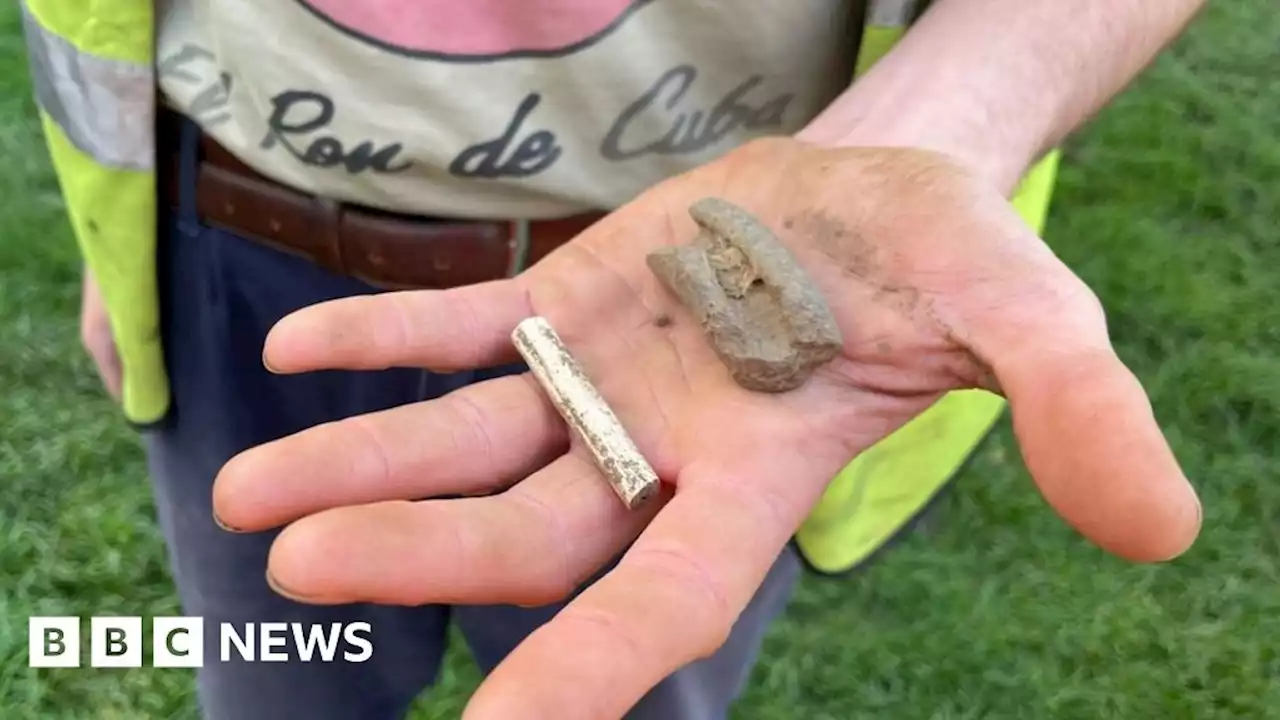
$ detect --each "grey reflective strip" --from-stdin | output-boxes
[20,2,153,171]
[867,0,921,27]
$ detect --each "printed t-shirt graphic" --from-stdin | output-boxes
[294,0,649,59]
[157,0,858,217]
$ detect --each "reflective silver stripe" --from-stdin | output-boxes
[20,2,153,171]
[867,0,922,27]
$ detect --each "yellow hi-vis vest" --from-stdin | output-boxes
[20,0,1060,576]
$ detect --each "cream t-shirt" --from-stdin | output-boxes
[158,0,861,219]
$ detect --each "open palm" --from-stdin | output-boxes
[213,138,1200,719]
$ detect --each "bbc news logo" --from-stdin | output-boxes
[29,617,373,668]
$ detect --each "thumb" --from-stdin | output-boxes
[81,271,124,400]
[927,196,1201,563]
[998,341,1201,562]
[93,342,124,400]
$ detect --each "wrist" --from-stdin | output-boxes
[793,45,1049,197]
[794,105,1038,197]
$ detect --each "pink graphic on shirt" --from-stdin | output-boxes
[295,0,648,60]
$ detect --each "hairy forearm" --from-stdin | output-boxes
[797,0,1207,193]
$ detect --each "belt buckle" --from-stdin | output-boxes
[506,219,531,277]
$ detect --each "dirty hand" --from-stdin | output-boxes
[212,138,1201,719]
[80,269,122,399]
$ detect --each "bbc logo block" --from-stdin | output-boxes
[154,617,204,667]
[30,616,199,668]
[28,617,80,668]
[90,617,143,667]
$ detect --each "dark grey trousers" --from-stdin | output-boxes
[141,118,801,719]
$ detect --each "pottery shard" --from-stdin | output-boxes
[646,198,844,392]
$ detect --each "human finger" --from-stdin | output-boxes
[80,273,123,399]
[263,278,533,373]
[263,451,666,607]
[462,454,829,720]
[84,333,122,400]
[212,374,565,531]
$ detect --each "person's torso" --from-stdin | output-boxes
[158,0,863,218]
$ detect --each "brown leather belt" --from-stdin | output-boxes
[158,108,604,290]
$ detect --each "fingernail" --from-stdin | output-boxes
[262,348,280,374]
[265,569,311,602]
[212,511,244,533]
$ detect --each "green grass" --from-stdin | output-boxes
[2,3,1277,718]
